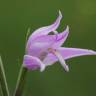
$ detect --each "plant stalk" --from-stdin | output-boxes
[13,65,28,96]
[0,56,10,96]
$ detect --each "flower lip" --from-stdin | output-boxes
[48,48,69,72]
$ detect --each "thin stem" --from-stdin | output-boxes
[13,65,28,96]
[14,27,30,96]
[0,56,10,96]
[26,27,31,42]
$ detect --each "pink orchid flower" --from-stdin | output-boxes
[23,11,96,72]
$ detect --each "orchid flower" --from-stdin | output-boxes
[23,11,96,72]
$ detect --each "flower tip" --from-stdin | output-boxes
[58,10,62,19]
[66,25,69,32]
[64,65,69,72]
[90,50,96,55]
[40,64,46,72]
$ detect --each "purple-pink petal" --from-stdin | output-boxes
[26,35,57,57]
[43,47,96,65]
[53,26,69,48]
[58,47,96,59]
[23,55,45,72]
[27,11,62,41]
[43,53,57,65]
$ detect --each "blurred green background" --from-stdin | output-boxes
[0,0,96,96]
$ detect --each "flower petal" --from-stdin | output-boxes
[23,55,46,72]
[53,26,69,47]
[26,35,57,57]
[58,47,96,59]
[43,47,96,65]
[28,11,62,40]
[43,53,57,65]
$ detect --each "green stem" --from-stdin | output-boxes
[13,65,28,96]
[0,56,10,96]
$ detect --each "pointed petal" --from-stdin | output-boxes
[23,55,46,72]
[28,11,62,40]
[58,47,96,59]
[53,26,69,47]
[43,47,96,65]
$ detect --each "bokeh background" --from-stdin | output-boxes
[0,0,96,96]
